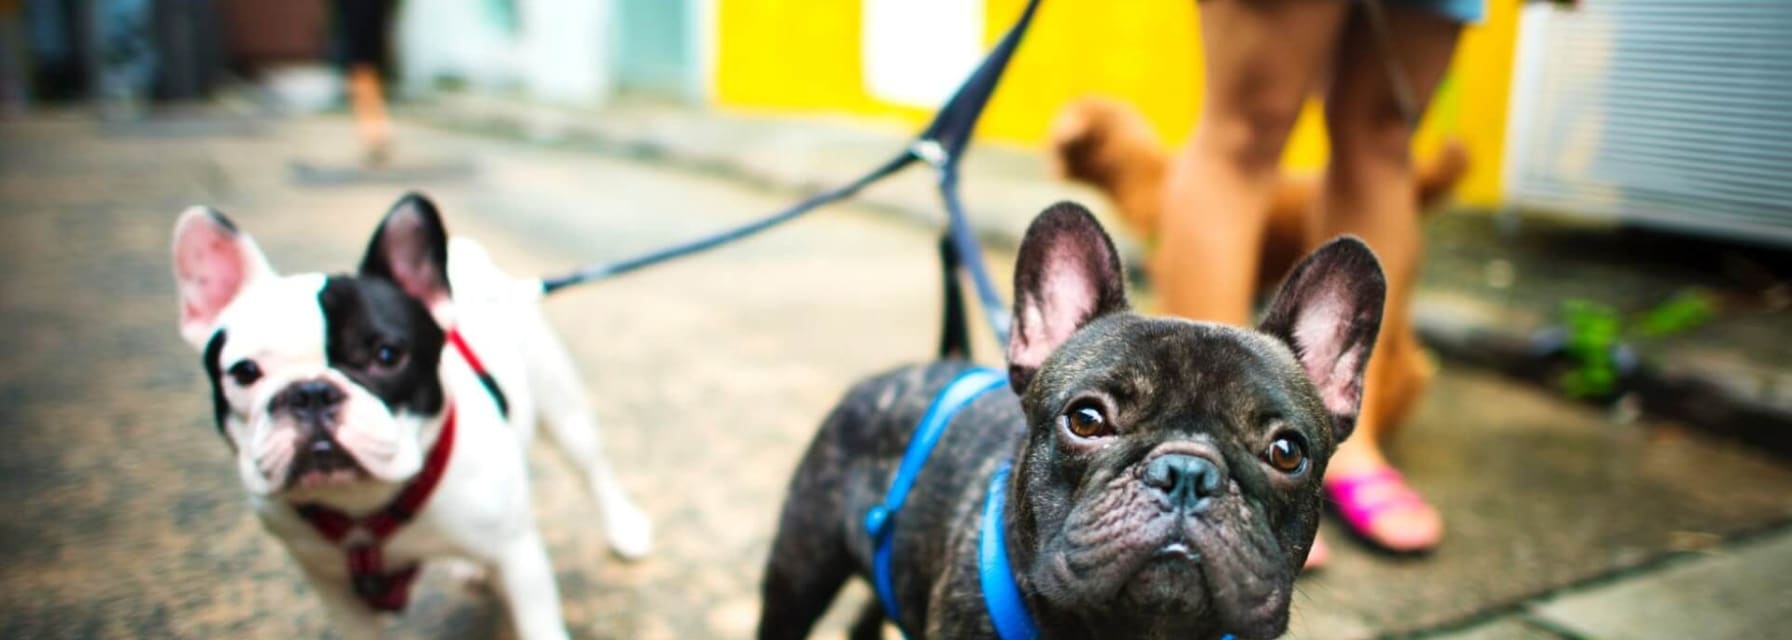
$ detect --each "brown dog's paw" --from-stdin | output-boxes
[1048,97,1162,185]
[1417,139,1470,212]
[1048,97,1170,239]
[1048,97,1119,185]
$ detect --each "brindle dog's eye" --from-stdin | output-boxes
[1263,433,1308,474]
[373,343,405,369]
[227,360,262,386]
[1063,401,1110,439]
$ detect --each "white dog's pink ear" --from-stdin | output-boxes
[1258,237,1386,443]
[360,193,452,311]
[1006,202,1130,393]
[172,206,274,348]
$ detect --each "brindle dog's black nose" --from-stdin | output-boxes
[1144,454,1222,511]
[274,380,345,423]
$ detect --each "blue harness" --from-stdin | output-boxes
[864,367,1241,640]
[865,367,1038,640]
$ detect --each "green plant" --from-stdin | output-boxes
[1559,300,1623,398]
[1634,289,1718,338]
[1557,289,1718,399]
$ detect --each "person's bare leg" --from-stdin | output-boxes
[1318,7,1461,552]
[1156,0,1349,325]
[347,64,391,165]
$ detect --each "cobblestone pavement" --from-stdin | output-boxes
[1,111,1789,639]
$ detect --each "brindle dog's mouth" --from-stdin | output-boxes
[1118,538,1212,615]
[1060,521,1215,614]
[1154,539,1201,561]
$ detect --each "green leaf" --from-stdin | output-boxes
[1634,289,1717,338]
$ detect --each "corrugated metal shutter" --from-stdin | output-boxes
[1503,0,1792,247]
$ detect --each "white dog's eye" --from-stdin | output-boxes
[227,360,262,386]
[373,343,405,368]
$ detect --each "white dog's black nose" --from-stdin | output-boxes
[273,379,346,424]
[1144,453,1222,511]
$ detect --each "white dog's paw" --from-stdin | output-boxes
[604,501,654,560]
[439,558,493,594]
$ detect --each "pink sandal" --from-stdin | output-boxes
[1325,468,1441,553]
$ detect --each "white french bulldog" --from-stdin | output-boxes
[171,193,652,640]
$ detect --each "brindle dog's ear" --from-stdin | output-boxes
[1258,236,1386,443]
[360,192,452,308]
[1006,201,1129,393]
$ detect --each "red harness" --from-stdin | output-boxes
[294,327,487,612]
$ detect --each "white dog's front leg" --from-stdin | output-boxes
[494,531,571,640]
[521,315,654,560]
[297,562,384,640]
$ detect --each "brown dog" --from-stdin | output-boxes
[1048,96,1465,434]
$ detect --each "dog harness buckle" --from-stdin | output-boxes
[345,543,421,612]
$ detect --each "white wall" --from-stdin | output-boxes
[516,0,616,105]
[861,0,983,108]
[396,0,617,106]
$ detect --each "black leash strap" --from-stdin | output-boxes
[539,152,912,290]
[542,0,1044,347]
[918,0,1043,347]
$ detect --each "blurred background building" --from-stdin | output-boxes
[2,2,1789,638]
[7,0,1783,244]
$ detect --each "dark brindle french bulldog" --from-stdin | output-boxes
[758,202,1385,639]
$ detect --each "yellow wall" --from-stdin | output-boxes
[716,0,1519,205]
[715,1,865,111]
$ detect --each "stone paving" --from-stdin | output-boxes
[1,110,1789,639]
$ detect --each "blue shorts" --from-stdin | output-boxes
[1388,0,1485,24]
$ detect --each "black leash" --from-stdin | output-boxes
[541,0,1044,348]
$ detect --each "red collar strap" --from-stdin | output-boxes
[446,327,510,418]
[296,404,458,612]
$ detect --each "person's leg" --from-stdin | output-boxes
[1155,0,1350,325]
[335,0,395,163]
[1318,6,1462,552]
[347,64,391,159]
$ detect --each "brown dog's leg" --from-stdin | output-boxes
[1050,98,1463,437]
[1048,97,1170,241]
[1050,96,1312,296]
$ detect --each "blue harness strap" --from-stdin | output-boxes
[979,468,1236,640]
[979,465,1039,640]
[867,366,1008,634]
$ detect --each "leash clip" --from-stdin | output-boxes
[910,139,949,169]
[865,504,894,540]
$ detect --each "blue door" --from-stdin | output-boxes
[614,0,698,101]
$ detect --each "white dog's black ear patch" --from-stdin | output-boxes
[1258,236,1386,443]
[360,192,452,308]
[201,329,236,447]
[1006,201,1130,393]
[319,275,448,419]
